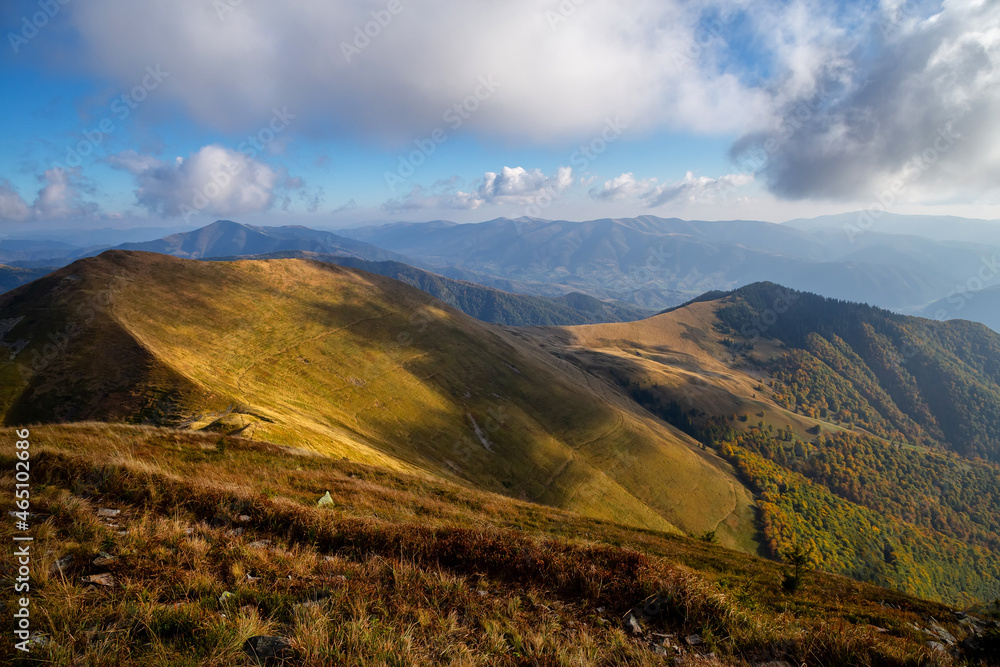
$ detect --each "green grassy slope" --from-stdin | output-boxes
[0,250,755,548]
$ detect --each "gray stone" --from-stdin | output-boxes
[243,635,294,664]
[92,551,117,567]
[96,508,120,518]
[50,555,74,575]
[80,573,114,588]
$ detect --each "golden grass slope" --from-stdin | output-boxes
[0,251,755,548]
[0,423,986,666]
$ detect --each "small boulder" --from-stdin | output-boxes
[317,491,334,507]
[80,573,114,588]
[50,555,74,575]
[92,552,117,567]
[243,635,294,664]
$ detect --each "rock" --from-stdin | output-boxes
[225,528,244,538]
[685,634,703,646]
[238,514,252,523]
[317,491,334,507]
[80,573,114,588]
[243,635,294,664]
[927,620,957,645]
[25,632,50,650]
[96,508,120,518]
[50,555,74,575]
[92,551,117,567]
[249,540,271,549]
[626,614,643,635]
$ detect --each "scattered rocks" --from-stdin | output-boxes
[243,635,294,664]
[92,551,117,567]
[80,573,114,588]
[927,619,957,645]
[317,491,334,507]
[50,555,74,575]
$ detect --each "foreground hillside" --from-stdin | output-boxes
[535,284,1000,606]
[2,424,996,665]
[0,251,753,549]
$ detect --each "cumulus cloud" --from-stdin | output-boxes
[591,171,753,207]
[52,0,772,143]
[731,0,1000,202]
[20,0,1000,205]
[384,166,573,211]
[108,145,280,219]
[0,170,99,222]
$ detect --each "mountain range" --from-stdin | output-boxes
[5,248,1000,606]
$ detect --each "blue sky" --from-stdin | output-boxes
[1,0,998,232]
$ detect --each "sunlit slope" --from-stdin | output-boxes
[541,289,1000,604]
[0,250,756,545]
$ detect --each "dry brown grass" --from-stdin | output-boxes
[0,424,987,666]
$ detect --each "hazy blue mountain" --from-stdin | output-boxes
[785,212,1000,246]
[111,219,409,262]
[338,216,961,310]
[0,264,55,293]
[921,284,1000,333]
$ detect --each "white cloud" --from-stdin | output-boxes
[57,0,773,143]
[383,166,573,211]
[591,171,753,207]
[0,169,99,223]
[731,0,1000,202]
[108,146,280,218]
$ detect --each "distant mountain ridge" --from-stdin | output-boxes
[114,219,409,263]
[338,215,998,312]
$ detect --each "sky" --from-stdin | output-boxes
[0,0,998,232]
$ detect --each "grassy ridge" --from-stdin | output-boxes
[0,251,755,547]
